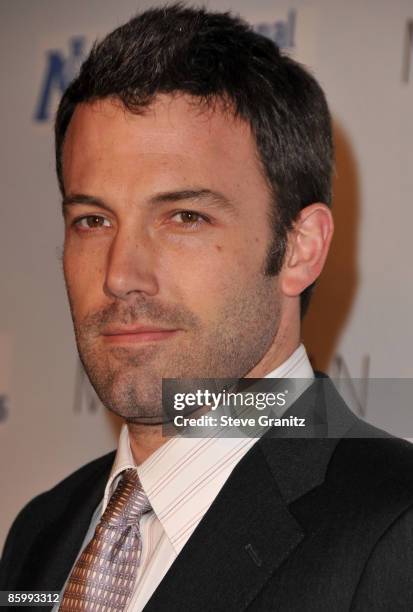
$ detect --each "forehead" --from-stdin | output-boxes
[62,94,270,201]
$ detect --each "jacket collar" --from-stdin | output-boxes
[259,373,358,504]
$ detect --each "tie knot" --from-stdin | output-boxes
[102,468,151,527]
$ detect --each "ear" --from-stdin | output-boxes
[279,203,334,297]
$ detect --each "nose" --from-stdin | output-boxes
[104,225,159,300]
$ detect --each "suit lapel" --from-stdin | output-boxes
[144,375,358,611]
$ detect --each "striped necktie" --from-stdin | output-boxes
[60,468,151,611]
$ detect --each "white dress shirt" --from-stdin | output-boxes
[56,343,313,611]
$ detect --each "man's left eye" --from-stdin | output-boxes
[172,211,206,225]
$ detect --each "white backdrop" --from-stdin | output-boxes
[1,0,412,548]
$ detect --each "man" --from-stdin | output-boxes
[1,4,413,611]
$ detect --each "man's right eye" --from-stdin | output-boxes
[74,215,112,230]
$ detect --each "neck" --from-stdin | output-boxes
[127,422,168,465]
[247,315,300,378]
[244,298,301,378]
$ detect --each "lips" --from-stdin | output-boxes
[101,325,179,343]
[103,325,176,335]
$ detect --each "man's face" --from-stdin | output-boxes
[62,94,283,423]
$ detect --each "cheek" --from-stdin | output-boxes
[63,242,107,317]
[161,241,257,318]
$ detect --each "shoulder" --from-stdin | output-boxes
[323,410,413,517]
[332,419,413,491]
[314,372,413,494]
[325,423,413,556]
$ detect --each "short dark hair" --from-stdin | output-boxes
[55,3,333,317]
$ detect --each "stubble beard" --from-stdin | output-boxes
[69,272,281,425]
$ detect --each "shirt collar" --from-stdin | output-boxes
[103,424,136,511]
[264,342,313,380]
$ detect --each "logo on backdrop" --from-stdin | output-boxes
[328,354,370,418]
[33,9,297,123]
[402,19,413,83]
[34,36,87,122]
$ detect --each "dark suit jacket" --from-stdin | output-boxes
[1,375,413,611]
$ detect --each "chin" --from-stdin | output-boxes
[98,383,164,422]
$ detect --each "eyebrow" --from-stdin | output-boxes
[62,193,108,214]
[62,189,237,215]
